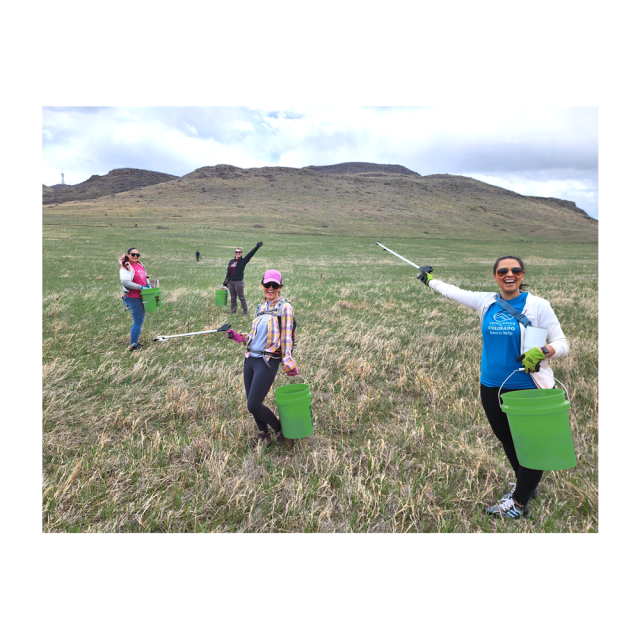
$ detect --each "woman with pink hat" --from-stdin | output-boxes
[226,269,299,449]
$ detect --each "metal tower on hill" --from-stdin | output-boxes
[61,168,65,185]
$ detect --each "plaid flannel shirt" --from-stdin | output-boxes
[242,296,297,373]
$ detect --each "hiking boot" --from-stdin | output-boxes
[128,344,139,351]
[251,431,271,449]
[501,482,539,502]
[276,432,294,449]
[485,496,530,520]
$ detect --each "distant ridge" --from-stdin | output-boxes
[304,162,420,176]
[43,163,597,242]
[43,168,178,204]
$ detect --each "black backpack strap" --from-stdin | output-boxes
[275,298,288,316]
[494,296,532,327]
[275,298,290,330]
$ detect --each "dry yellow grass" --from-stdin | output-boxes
[42,226,598,532]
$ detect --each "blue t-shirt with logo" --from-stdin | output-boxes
[480,292,536,389]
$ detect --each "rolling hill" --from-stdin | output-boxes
[42,163,597,242]
[43,168,178,205]
[304,162,420,176]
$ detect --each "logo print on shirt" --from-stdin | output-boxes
[493,311,514,324]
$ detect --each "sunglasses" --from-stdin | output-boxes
[235,251,242,254]
[262,282,281,289]
[496,267,523,275]
[129,253,140,257]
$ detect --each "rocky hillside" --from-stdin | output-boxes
[43,168,178,205]
[305,162,420,176]
[44,163,597,242]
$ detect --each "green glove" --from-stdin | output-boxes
[417,266,434,286]
[516,348,546,373]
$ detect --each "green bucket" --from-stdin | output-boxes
[215,289,228,306]
[274,383,314,439]
[500,388,576,471]
[141,287,162,312]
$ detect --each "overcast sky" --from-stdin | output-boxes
[42,106,598,218]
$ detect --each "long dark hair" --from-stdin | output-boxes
[493,255,528,291]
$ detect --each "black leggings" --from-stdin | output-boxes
[480,384,544,506]
[243,356,282,434]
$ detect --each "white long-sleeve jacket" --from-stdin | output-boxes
[428,279,569,389]
[120,266,150,295]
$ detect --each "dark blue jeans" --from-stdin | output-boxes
[123,296,145,346]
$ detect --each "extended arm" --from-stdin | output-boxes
[427,279,492,313]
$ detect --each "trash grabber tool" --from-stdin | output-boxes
[153,323,231,342]
[375,241,433,276]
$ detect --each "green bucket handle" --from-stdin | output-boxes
[498,369,569,405]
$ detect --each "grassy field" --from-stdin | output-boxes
[42,224,598,532]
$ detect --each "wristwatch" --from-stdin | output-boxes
[540,346,550,357]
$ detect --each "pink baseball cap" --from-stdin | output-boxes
[263,269,282,285]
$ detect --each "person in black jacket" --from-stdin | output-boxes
[223,242,263,315]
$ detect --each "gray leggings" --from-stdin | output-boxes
[243,356,282,434]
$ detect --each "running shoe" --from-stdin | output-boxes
[485,496,530,519]
[501,482,539,502]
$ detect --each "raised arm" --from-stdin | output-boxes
[243,241,263,264]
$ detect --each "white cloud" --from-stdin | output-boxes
[41,106,598,217]
[233,121,254,132]
[467,173,598,218]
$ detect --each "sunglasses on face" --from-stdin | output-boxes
[263,282,281,289]
[235,251,242,254]
[496,267,523,275]
[129,253,140,257]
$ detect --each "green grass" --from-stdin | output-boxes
[42,224,598,532]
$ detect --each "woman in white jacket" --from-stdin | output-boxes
[420,255,569,520]
[119,248,151,350]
